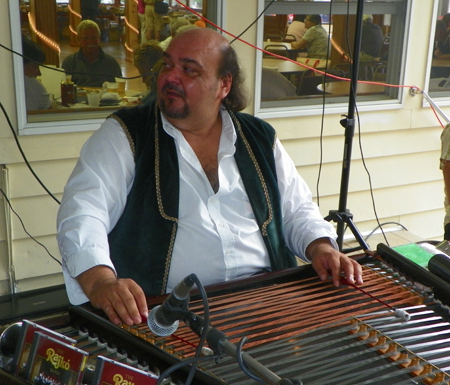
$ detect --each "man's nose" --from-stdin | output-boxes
[163,66,183,83]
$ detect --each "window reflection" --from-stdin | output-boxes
[258,0,407,109]
[18,0,208,125]
[428,0,450,95]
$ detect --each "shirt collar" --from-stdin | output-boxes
[77,46,105,63]
[160,106,237,146]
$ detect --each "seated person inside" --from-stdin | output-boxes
[22,36,55,111]
[57,28,363,327]
[261,67,297,101]
[133,40,164,103]
[291,14,328,59]
[61,20,122,88]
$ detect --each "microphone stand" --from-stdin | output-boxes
[324,0,370,254]
[184,311,302,385]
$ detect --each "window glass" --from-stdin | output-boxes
[257,0,409,113]
[13,0,214,134]
[428,0,450,98]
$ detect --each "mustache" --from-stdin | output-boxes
[162,83,185,98]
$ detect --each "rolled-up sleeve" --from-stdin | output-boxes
[57,118,135,304]
[274,138,338,260]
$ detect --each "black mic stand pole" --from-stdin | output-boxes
[324,0,370,253]
[184,311,302,385]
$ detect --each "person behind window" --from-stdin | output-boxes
[144,0,165,42]
[434,18,450,59]
[359,14,384,63]
[291,14,328,59]
[159,16,190,51]
[194,18,206,28]
[431,18,450,79]
[61,20,122,88]
[81,0,101,21]
[132,40,164,104]
[22,36,54,111]
[286,15,307,42]
[261,67,297,101]
[137,0,148,44]
[440,123,450,240]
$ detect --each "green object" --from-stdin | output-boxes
[393,243,434,268]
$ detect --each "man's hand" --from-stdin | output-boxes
[76,266,148,326]
[306,238,363,287]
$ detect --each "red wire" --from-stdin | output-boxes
[171,333,199,349]
[174,0,440,128]
[340,276,395,311]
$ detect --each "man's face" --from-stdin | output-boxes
[157,30,230,123]
[304,17,314,29]
[24,62,41,78]
[78,28,100,56]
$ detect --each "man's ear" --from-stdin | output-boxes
[219,73,233,99]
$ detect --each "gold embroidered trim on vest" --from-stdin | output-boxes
[161,223,177,295]
[109,114,136,157]
[154,104,178,293]
[230,112,273,236]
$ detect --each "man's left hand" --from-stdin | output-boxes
[306,237,363,287]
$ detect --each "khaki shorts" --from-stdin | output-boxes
[145,4,164,31]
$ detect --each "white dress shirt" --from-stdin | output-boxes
[57,109,337,305]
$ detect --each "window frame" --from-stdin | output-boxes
[424,0,450,114]
[10,0,223,136]
[254,0,411,120]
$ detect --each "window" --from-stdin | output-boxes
[11,0,219,135]
[256,0,410,117]
[427,0,450,100]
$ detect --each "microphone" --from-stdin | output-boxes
[147,273,196,336]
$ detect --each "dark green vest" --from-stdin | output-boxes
[108,101,296,296]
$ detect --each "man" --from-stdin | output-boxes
[291,14,328,59]
[261,67,297,100]
[22,36,54,111]
[159,16,190,51]
[132,40,164,103]
[360,15,384,63]
[61,20,122,87]
[137,0,148,44]
[441,123,450,240]
[57,28,363,327]
[81,0,100,21]
[435,14,450,60]
[144,0,165,42]
[286,15,307,43]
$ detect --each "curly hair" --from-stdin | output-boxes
[76,19,101,36]
[133,41,164,89]
[218,44,248,112]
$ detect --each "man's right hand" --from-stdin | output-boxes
[76,266,148,326]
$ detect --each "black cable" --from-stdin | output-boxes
[0,42,141,81]
[314,1,393,248]
[354,102,389,246]
[183,275,210,385]
[236,337,265,383]
[316,0,335,207]
[0,185,61,266]
[155,354,221,385]
[364,221,408,243]
[154,275,212,385]
[230,0,276,45]
[0,101,60,205]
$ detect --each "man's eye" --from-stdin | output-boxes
[184,67,198,76]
